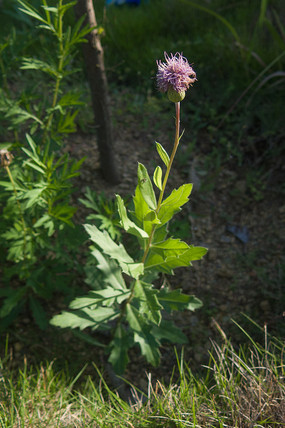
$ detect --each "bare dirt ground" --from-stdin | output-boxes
[3,90,284,389]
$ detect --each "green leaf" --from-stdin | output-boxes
[137,163,157,210]
[18,0,47,23]
[108,325,132,375]
[157,288,203,312]
[126,304,160,367]
[133,186,157,236]
[133,280,162,325]
[50,307,119,331]
[156,142,170,167]
[84,224,144,279]
[151,319,188,344]
[22,188,45,208]
[69,288,130,310]
[58,93,84,107]
[58,1,77,16]
[57,110,79,134]
[91,249,127,290]
[153,166,162,190]
[0,287,28,318]
[71,329,105,348]
[186,295,203,311]
[116,194,149,239]
[29,296,48,330]
[152,224,168,244]
[146,237,207,273]
[158,183,193,225]
[33,214,51,228]
[152,237,189,253]
[21,57,58,78]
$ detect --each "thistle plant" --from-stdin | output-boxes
[51,52,207,374]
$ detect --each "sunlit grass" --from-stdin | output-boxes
[0,322,284,427]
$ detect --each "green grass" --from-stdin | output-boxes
[0,323,284,427]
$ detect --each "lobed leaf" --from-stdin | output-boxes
[108,324,132,375]
[91,249,127,290]
[133,186,158,236]
[116,194,149,239]
[126,304,161,367]
[50,306,119,331]
[151,319,188,344]
[157,288,203,312]
[69,288,130,310]
[84,224,144,279]
[145,245,208,274]
[158,183,193,225]
[133,280,162,325]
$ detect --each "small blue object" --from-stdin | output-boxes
[106,0,141,5]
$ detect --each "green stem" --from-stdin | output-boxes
[141,101,181,264]
[5,165,27,261]
[122,102,181,309]
[116,102,182,334]
[44,0,64,137]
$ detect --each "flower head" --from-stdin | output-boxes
[156,52,196,102]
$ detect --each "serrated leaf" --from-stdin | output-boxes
[151,319,188,344]
[126,304,160,366]
[137,163,157,210]
[108,324,132,375]
[133,280,162,325]
[158,184,193,225]
[116,194,149,239]
[84,224,144,279]
[69,288,130,310]
[91,249,127,290]
[145,245,208,274]
[152,238,189,253]
[85,223,132,263]
[186,295,203,311]
[156,142,170,167]
[153,166,162,190]
[157,288,203,312]
[50,306,119,331]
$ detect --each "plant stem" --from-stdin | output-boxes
[116,102,181,331]
[44,0,64,136]
[141,101,181,264]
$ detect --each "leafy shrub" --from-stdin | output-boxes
[0,0,91,328]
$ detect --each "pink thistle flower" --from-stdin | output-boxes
[156,52,197,102]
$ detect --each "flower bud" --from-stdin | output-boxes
[167,87,185,103]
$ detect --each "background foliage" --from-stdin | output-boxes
[0,0,284,423]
